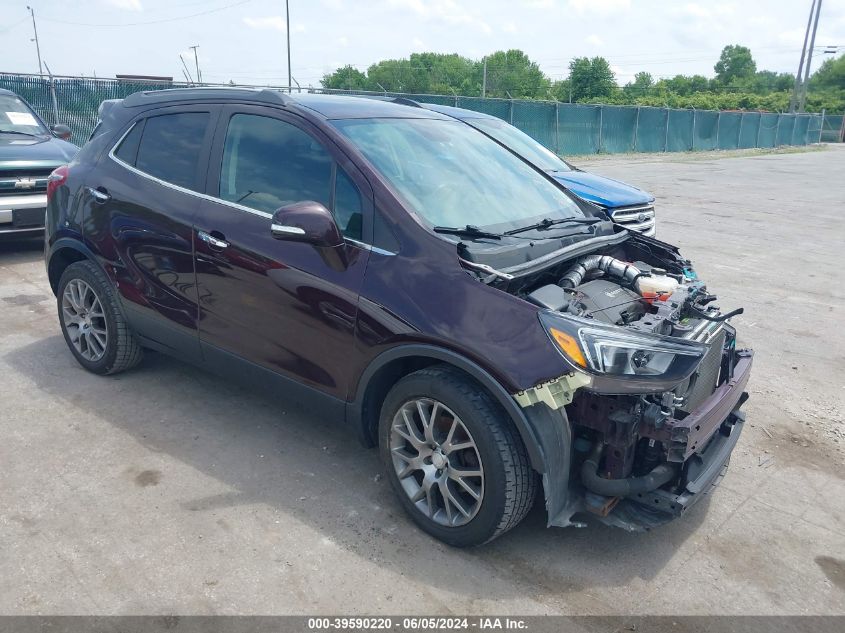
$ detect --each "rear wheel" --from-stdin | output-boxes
[57,260,142,375]
[379,366,536,547]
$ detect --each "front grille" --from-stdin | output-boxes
[678,329,726,414]
[0,169,52,196]
[610,204,656,236]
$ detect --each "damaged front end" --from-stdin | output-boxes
[500,234,753,532]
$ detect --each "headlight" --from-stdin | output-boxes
[539,311,707,385]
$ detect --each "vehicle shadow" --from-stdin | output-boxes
[0,235,43,259]
[6,334,714,606]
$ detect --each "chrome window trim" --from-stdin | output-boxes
[108,121,274,220]
[107,120,392,251]
[345,237,395,256]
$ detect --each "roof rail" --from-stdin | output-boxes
[121,87,294,108]
[391,97,422,108]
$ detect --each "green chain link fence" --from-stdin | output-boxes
[1,73,834,154]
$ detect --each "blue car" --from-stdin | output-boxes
[416,102,656,236]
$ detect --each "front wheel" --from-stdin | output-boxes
[379,366,537,547]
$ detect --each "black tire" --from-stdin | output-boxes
[379,365,537,547]
[57,260,143,375]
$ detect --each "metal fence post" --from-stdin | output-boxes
[554,102,560,154]
[664,108,670,152]
[775,114,782,146]
[509,99,514,125]
[818,109,825,143]
[715,111,721,149]
[755,114,762,148]
[737,112,744,148]
[597,105,603,153]
[48,74,59,125]
[633,106,640,152]
[691,108,696,151]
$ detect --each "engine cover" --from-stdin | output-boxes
[570,279,645,325]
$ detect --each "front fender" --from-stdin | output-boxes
[348,343,546,470]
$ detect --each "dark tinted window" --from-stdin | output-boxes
[113,121,143,165]
[334,168,363,240]
[135,113,209,190]
[219,114,332,214]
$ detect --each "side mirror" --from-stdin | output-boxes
[271,201,343,248]
[50,124,72,141]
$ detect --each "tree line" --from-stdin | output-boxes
[321,45,845,113]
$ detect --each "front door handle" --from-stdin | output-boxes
[86,186,111,203]
[197,230,229,249]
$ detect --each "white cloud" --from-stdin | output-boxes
[501,22,517,33]
[586,34,604,46]
[102,0,143,10]
[386,0,492,34]
[412,37,426,51]
[243,16,305,33]
[684,3,710,18]
[243,16,287,31]
[520,0,555,7]
[337,36,349,47]
[567,0,630,15]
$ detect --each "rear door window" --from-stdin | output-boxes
[113,121,143,165]
[128,112,209,191]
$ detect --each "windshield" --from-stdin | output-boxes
[465,118,571,173]
[0,95,48,136]
[332,118,584,231]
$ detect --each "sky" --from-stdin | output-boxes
[1,0,844,88]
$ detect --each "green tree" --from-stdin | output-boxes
[321,65,367,90]
[657,74,711,96]
[623,71,654,97]
[483,49,549,98]
[568,57,616,101]
[714,45,756,85]
[750,70,794,94]
[810,54,845,90]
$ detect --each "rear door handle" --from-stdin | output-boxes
[197,230,229,249]
[86,186,111,203]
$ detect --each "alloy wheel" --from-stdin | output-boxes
[61,279,108,362]
[389,398,484,527]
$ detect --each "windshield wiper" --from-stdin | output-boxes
[433,225,502,240]
[0,129,41,138]
[504,216,600,236]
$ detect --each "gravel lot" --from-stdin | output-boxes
[1,146,844,616]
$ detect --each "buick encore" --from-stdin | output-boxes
[44,89,752,546]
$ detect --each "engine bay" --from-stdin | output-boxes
[460,232,750,530]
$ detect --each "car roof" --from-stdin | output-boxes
[119,88,451,121]
[0,88,17,96]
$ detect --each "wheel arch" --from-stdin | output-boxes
[47,239,101,295]
[348,344,546,471]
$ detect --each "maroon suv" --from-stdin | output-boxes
[44,89,753,546]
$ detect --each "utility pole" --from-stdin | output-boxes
[799,0,823,113]
[26,6,44,77]
[789,0,816,113]
[482,58,487,98]
[189,45,202,85]
[286,0,292,94]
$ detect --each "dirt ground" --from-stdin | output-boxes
[1,145,843,615]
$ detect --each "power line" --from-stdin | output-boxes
[39,0,253,27]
